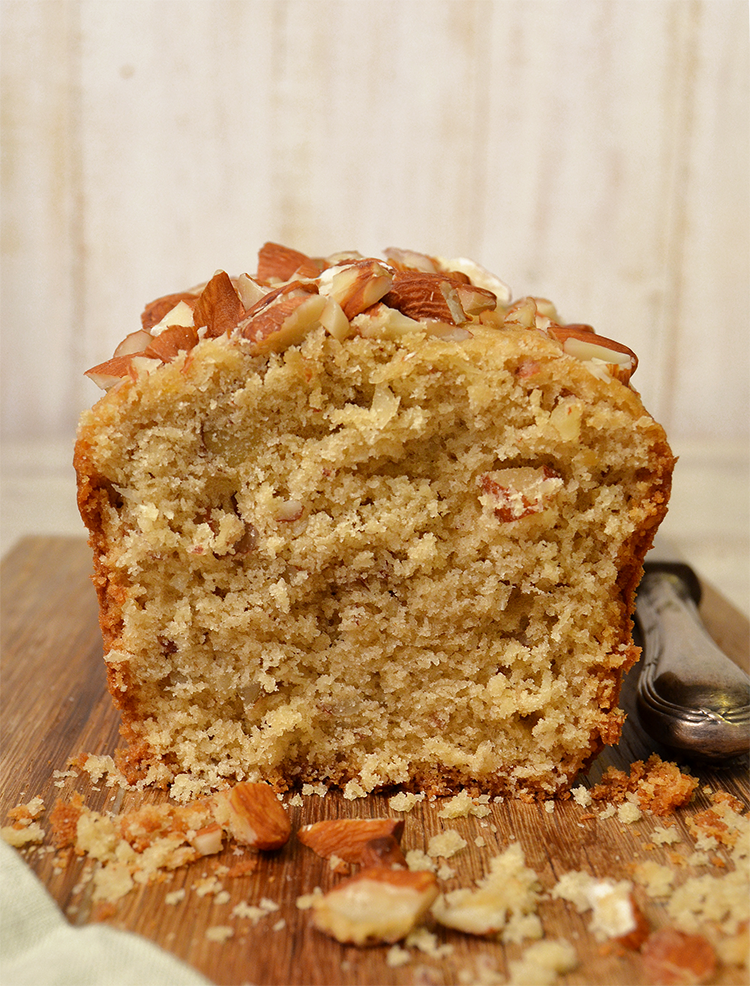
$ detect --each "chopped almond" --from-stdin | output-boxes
[311,867,439,945]
[298,818,405,866]
[211,782,290,851]
[257,242,320,281]
[145,324,199,362]
[192,270,246,338]
[141,291,198,331]
[641,927,716,985]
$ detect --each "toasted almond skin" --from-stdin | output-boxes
[84,353,145,388]
[192,271,246,338]
[84,353,162,390]
[240,294,327,353]
[383,270,465,324]
[241,279,319,321]
[548,324,637,362]
[546,323,638,384]
[358,835,407,869]
[327,260,393,320]
[257,242,322,281]
[145,324,199,362]
[340,866,437,892]
[298,818,404,864]
[641,927,717,985]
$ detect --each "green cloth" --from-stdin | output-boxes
[0,840,213,986]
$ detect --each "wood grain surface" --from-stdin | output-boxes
[1,536,748,986]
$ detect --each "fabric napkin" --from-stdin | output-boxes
[0,840,213,986]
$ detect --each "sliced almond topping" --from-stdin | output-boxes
[145,324,199,362]
[114,329,154,358]
[383,247,438,273]
[141,291,199,331]
[235,273,268,310]
[558,322,595,334]
[192,270,246,338]
[150,300,196,336]
[257,242,321,282]
[239,292,327,354]
[322,249,364,267]
[548,325,638,385]
[439,279,467,324]
[241,279,319,322]
[353,303,425,339]
[320,259,393,319]
[422,322,473,342]
[454,282,497,317]
[434,255,512,303]
[319,297,352,341]
[503,296,546,330]
[383,270,468,324]
[310,868,439,945]
[84,353,160,391]
[298,818,405,865]
[210,782,290,851]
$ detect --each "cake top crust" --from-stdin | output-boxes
[83,242,638,394]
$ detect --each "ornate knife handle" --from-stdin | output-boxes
[635,564,750,761]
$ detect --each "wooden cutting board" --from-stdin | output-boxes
[1,536,748,986]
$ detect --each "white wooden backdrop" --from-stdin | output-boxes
[2,0,748,445]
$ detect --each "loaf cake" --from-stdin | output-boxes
[74,242,674,802]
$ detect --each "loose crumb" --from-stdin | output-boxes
[589,754,698,816]
[389,791,425,813]
[427,830,467,859]
[438,790,492,819]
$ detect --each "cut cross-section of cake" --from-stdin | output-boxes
[74,243,674,802]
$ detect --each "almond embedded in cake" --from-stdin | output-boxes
[74,243,674,801]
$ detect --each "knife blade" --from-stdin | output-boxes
[634,538,750,761]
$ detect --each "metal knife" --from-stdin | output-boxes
[634,538,750,761]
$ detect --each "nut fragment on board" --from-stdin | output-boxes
[431,843,541,940]
[298,817,405,866]
[641,926,717,985]
[40,780,290,904]
[211,782,291,850]
[310,867,439,945]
